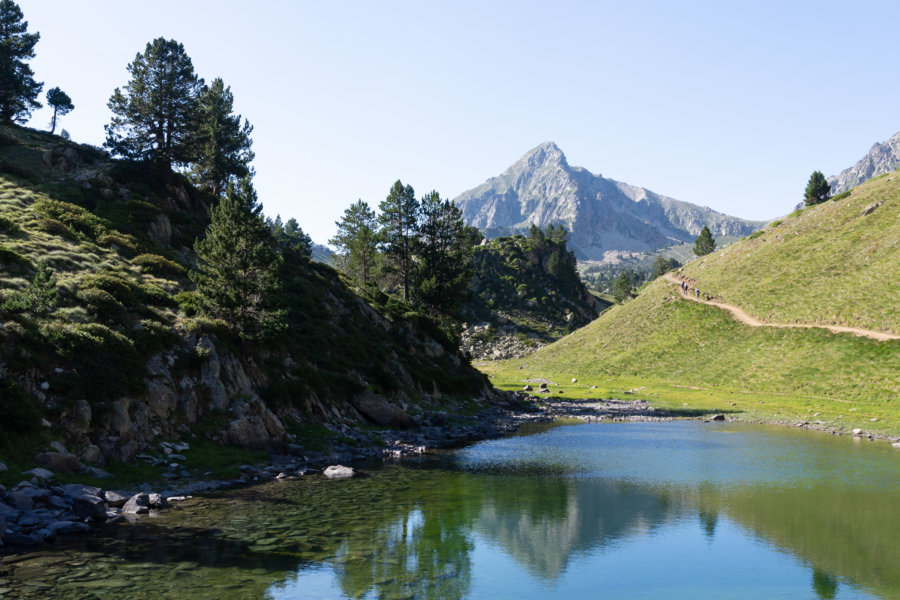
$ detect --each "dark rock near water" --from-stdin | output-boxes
[122,493,150,515]
[351,393,418,429]
[6,492,33,512]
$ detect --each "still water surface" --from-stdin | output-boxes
[1,421,898,599]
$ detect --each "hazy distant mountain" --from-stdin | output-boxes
[453,142,764,260]
[828,130,900,195]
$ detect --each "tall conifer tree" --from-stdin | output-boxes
[379,180,419,302]
[693,225,716,256]
[0,0,42,124]
[190,78,254,196]
[191,177,283,338]
[330,200,380,286]
[415,192,472,314]
[105,38,202,169]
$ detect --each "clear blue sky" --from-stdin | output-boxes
[17,0,900,243]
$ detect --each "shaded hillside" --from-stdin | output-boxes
[829,130,900,195]
[454,142,764,259]
[0,125,492,466]
[461,231,603,359]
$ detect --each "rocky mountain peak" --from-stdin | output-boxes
[829,130,900,195]
[454,143,765,259]
[517,142,568,170]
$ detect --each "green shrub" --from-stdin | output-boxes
[133,318,178,354]
[768,220,783,228]
[747,230,764,240]
[97,232,140,256]
[80,272,137,305]
[139,282,175,307]
[0,244,32,271]
[180,316,230,337]
[174,291,201,316]
[0,215,21,235]
[133,253,187,278]
[44,322,145,402]
[34,218,74,239]
[0,291,30,314]
[33,198,108,241]
[831,190,852,202]
[0,161,39,182]
[77,287,126,320]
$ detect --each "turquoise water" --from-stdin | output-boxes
[1,421,899,599]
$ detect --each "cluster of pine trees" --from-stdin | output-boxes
[330,182,481,319]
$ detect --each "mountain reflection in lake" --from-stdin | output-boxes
[1,421,898,600]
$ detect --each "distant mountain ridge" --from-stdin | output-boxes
[828,130,900,195]
[453,143,764,260]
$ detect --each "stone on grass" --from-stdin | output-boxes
[892,442,900,449]
[35,451,83,474]
[711,414,726,421]
[0,462,7,472]
[523,385,533,392]
[852,428,863,436]
[6,492,33,511]
[323,465,355,480]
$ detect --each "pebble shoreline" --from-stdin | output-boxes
[1,393,896,552]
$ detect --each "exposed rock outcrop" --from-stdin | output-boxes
[454,142,764,260]
[829,131,900,195]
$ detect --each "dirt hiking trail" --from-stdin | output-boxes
[663,273,900,342]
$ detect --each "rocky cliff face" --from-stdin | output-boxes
[828,130,900,195]
[454,142,764,260]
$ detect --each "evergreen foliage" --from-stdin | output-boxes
[0,259,57,316]
[190,78,254,196]
[45,86,73,134]
[693,225,716,256]
[378,180,419,302]
[651,255,681,278]
[0,0,42,124]
[330,200,380,287]
[105,38,203,169]
[613,270,633,302]
[191,177,284,338]
[415,191,472,315]
[804,170,831,206]
[270,215,312,258]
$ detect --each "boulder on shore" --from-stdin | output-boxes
[323,465,355,480]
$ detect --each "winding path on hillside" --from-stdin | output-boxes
[662,273,900,342]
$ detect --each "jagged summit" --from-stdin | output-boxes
[454,144,764,260]
[829,130,900,195]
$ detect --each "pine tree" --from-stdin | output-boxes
[191,177,283,338]
[104,38,203,169]
[269,214,312,259]
[25,259,57,316]
[190,78,254,196]
[693,226,716,256]
[330,200,380,286]
[415,192,472,315]
[45,87,73,134]
[0,0,42,124]
[378,180,419,302]
[613,270,633,302]
[804,170,831,206]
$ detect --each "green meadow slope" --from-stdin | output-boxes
[484,171,900,435]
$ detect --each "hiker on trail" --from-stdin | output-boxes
[696,288,700,298]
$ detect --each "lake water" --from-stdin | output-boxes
[1,421,899,599]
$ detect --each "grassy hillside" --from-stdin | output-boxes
[680,173,900,334]
[482,173,900,436]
